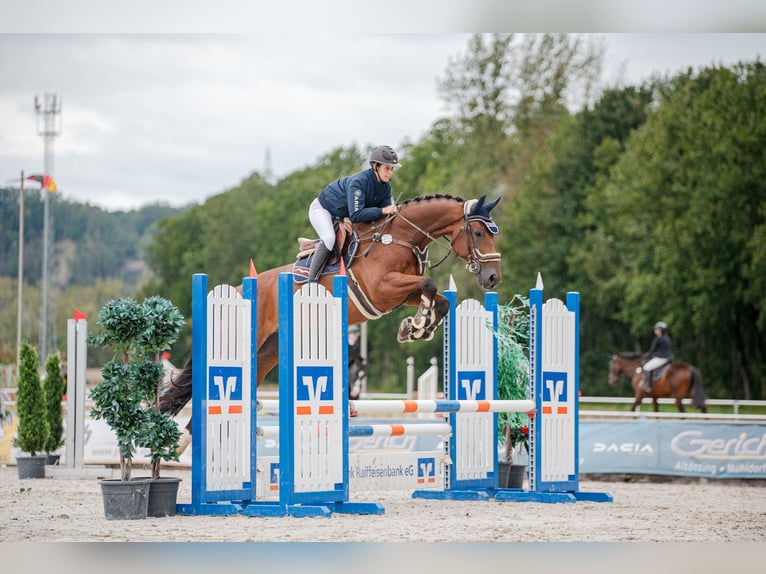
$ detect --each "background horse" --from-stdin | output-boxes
[608,352,707,413]
[160,194,502,448]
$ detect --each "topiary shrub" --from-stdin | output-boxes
[89,296,185,481]
[43,352,66,456]
[14,342,49,457]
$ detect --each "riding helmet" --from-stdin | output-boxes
[654,321,668,332]
[369,145,400,168]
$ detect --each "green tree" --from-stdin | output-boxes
[14,342,49,456]
[43,352,66,455]
[578,62,766,398]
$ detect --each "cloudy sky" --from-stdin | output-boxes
[0,5,764,212]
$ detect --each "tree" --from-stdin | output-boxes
[14,342,49,456]
[43,352,66,455]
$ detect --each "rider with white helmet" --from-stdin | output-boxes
[641,321,673,392]
[307,145,400,282]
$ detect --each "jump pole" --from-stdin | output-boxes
[240,272,383,517]
[46,314,109,478]
[493,274,612,503]
[176,274,259,515]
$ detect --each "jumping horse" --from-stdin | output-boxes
[159,194,503,449]
[608,352,707,413]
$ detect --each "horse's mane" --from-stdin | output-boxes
[399,193,466,207]
[617,351,642,359]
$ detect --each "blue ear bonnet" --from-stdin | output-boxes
[464,195,501,235]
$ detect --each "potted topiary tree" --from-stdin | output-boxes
[14,342,50,479]
[89,295,185,520]
[89,296,156,519]
[495,295,531,489]
[43,352,66,466]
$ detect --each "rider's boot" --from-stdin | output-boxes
[307,242,332,283]
[641,370,653,393]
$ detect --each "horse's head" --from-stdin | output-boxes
[454,195,502,289]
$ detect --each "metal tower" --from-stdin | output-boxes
[35,93,62,362]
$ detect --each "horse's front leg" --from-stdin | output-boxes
[378,273,449,343]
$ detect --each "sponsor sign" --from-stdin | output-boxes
[580,421,766,479]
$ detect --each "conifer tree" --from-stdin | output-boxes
[14,342,49,456]
[44,353,66,455]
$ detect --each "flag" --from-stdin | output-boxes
[73,309,87,320]
[27,174,57,192]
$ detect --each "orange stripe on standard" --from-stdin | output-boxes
[228,405,242,414]
[557,407,568,414]
[390,425,405,436]
[402,401,418,413]
[477,401,490,412]
[318,406,334,415]
[296,406,312,415]
[208,406,222,415]
[542,406,552,414]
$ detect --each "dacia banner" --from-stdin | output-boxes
[580,421,766,479]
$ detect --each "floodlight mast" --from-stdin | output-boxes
[35,93,62,362]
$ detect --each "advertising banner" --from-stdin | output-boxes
[580,420,766,479]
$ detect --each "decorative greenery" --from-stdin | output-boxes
[494,295,530,462]
[14,342,49,456]
[89,296,185,481]
[43,352,66,454]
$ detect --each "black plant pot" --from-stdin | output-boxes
[147,477,182,517]
[498,461,526,489]
[100,478,151,520]
[16,455,47,479]
[46,454,60,466]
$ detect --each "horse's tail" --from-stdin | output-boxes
[158,353,193,417]
[689,365,707,409]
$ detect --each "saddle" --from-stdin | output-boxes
[293,219,358,282]
[648,362,671,382]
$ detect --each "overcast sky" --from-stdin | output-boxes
[1,32,764,212]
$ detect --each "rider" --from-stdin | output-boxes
[641,321,673,392]
[306,145,400,282]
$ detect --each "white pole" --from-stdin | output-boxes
[16,171,24,373]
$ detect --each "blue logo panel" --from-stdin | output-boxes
[296,365,334,401]
[542,371,568,402]
[208,366,243,400]
[456,370,486,400]
[417,457,436,484]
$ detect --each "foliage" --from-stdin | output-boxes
[89,296,184,480]
[14,342,49,456]
[43,353,66,453]
[4,38,765,404]
[494,296,530,461]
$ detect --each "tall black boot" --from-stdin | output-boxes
[307,242,332,283]
[641,370,652,393]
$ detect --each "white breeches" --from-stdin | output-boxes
[309,197,336,250]
[644,357,670,372]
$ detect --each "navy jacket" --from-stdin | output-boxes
[318,168,393,223]
[644,333,673,359]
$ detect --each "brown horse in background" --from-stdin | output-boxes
[608,352,707,413]
[160,194,503,449]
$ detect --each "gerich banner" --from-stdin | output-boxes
[580,421,766,479]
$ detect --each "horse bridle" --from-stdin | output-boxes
[451,215,502,274]
[381,209,501,274]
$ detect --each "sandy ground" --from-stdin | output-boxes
[2,464,765,543]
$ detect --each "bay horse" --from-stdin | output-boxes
[159,194,502,450]
[608,352,707,413]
